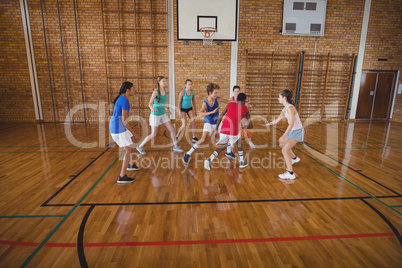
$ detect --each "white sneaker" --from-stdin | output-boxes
[204,158,211,170]
[239,161,248,168]
[136,146,146,155]
[292,156,300,164]
[173,146,184,152]
[249,142,255,149]
[278,171,296,180]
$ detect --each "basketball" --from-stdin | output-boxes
[241,128,253,139]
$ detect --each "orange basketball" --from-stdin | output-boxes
[241,128,253,139]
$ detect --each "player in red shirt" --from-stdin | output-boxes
[204,93,252,170]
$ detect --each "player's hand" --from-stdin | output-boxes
[212,107,219,113]
[165,109,171,116]
[151,108,158,113]
[260,123,270,127]
[214,131,219,140]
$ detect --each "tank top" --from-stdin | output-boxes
[151,88,167,116]
[181,88,193,109]
[283,104,303,130]
[220,102,248,136]
[204,98,219,124]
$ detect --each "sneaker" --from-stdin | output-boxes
[117,174,135,183]
[127,163,140,171]
[204,158,211,170]
[173,146,184,153]
[183,153,190,164]
[278,171,296,180]
[292,156,300,164]
[239,161,248,168]
[249,142,256,149]
[192,137,199,143]
[225,152,236,159]
[136,146,146,155]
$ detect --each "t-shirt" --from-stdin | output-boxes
[151,89,167,116]
[109,96,130,134]
[204,98,219,124]
[220,102,248,136]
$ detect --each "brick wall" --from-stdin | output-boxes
[0,0,401,123]
[0,1,36,122]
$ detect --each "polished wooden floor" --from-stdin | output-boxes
[0,121,401,267]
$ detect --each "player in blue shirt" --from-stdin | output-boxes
[109,82,140,183]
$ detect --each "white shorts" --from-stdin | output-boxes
[149,114,170,127]
[111,130,133,147]
[216,133,240,145]
[203,123,217,136]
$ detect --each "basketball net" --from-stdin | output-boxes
[200,27,216,46]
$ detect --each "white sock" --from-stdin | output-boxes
[239,151,244,162]
[187,144,198,155]
[226,143,232,154]
[210,151,218,161]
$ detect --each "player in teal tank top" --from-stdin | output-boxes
[176,79,198,143]
[136,76,183,155]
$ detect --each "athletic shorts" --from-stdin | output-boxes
[287,128,304,142]
[216,133,240,145]
[111,130,133,147]
[203,123,217,136]
[149,113,170,127]
[180,107,193,113]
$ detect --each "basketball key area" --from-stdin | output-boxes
[0,121,401,267]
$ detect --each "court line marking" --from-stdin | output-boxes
[361,199,402,246]
[304,142,401,196]
[0,215,66,219]
[296,148,402,216]
[20,151,124,268]
[1,232,398,248]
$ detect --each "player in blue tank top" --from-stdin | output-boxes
[176,79,199,143]
[183,83,220,164]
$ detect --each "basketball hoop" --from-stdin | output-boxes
[200,27,216,45]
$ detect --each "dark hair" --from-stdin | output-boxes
[233,85,240,92]
[280,89,294,105]
[237,93,246,102]
[112,81,133,104]
[156,76,165,102]
[206,83,220,95]
[185,79,192,85]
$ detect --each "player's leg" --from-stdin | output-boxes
[278,138,298,179]
[164,120,183,152]
[176,111,187,141]
[118,146,135,183]
[136,126,158,154]
[188,110,198,142]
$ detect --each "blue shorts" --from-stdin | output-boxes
[287,128,304,142]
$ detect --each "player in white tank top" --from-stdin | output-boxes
[261,90,304,180]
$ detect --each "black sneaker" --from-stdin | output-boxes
[192,137,199,143]
[127,163,140,171]
[117,174,135,183]
[183,153,190,164]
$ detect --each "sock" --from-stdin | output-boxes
[210,151,218,161]
[226,143,232,154]
[187,144,198,155]
[292,156,297,160]
[289,171,294,175]
[239,151,244,162]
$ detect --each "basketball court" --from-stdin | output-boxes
[0,0,401,267]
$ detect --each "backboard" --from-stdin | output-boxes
[177,0,238,41]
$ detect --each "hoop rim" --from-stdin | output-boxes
[199,27,217,38]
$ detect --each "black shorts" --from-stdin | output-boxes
[180,107,193,113]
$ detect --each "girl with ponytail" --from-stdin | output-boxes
[261,89,304,180]
[109,81,140,183]
[136,76,183,154]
